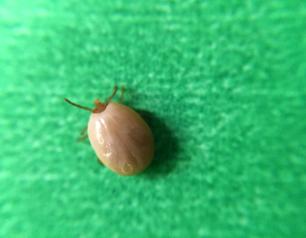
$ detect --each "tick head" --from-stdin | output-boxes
[64,85,119,114]
[92,85,118,113]
[93,99,107,113]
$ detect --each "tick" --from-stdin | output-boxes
[64,86,154,176]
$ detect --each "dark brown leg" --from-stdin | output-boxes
[77,126,88,142]
[105,85,118,105]
[120,86,126,103]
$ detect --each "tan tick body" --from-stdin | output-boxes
[65,86,154,176]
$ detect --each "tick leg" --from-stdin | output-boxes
[79,126,87,136]
[64,98,93,112]
[77,126,88,142]
[105,85,118,105]
[119,86,125,103]
[77,133,88,142]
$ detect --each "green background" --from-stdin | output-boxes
[1,0,305,237]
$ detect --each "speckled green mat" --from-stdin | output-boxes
[0,1,305,237]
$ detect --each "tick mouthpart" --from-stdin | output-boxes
[93,99,107,113]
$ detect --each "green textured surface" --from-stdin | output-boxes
[1,0,306,237]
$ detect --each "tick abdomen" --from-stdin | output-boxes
[88,102,154,175]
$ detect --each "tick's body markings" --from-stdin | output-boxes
[64,86,154,176]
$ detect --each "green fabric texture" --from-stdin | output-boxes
[1,0,305,237]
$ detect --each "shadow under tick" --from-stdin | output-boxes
[136,109,180,178]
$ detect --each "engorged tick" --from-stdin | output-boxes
[64,86,154,176]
